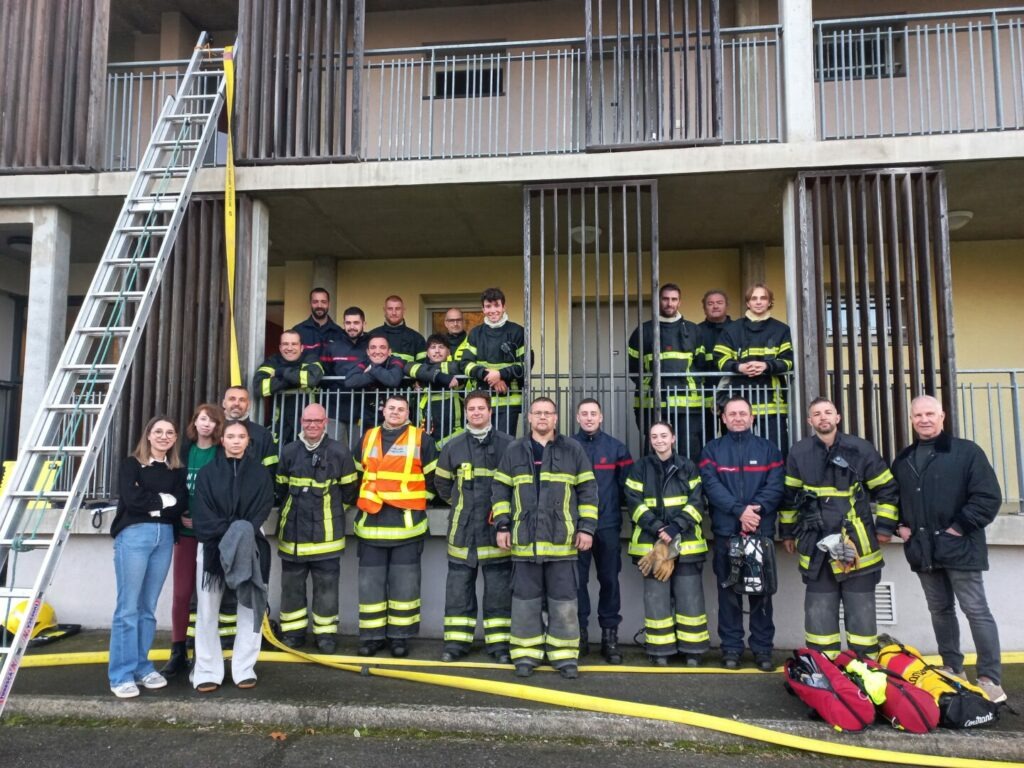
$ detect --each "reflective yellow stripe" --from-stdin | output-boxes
[876,504,899,521]
[676,630,710,643]
[847,632,879,647]
[865,469,894,489]
[779,509,797,524]
[388,615,421,626]
[477,546,509,560]
[540,472,576,484]
[646,634,678,646]
[511,635,545,647]
[278,538,346,556]
[280,607,307,621]
[389,598,422,611]
[548,649,579,661]
[360,617,387,629]
[645,617,675,630]
[511,648,544,660]
[546,635,579,648]
[312,613,338,626]
[625,477,644,492]
[675,614,708,627]
[360,601,387,613]
[806,631,841,646]
[445,631,475,642]
[445,617,476,627]
[784,476,804,488]
[483,618,511,628]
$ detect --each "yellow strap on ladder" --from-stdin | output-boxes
[223,46,242,387]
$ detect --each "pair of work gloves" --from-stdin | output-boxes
[637,534,681,582]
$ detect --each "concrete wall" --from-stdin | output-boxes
[31,513,1024,655]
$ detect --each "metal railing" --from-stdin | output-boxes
[815,8,1024,139]
[101,26,780,170]
[957,369,1024,511]
[103,59,227,171]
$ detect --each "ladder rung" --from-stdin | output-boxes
[92,291,146,300]
[153,138,203,146]
[179,93,216,101]
[46,403,103,412]
[77,326,132,335]
[3,490,70,500]
[0,538,54,551]
[63,363,118,372]
[166,113,209,121]
[139,167,190,177]
[26,445,87,455]
[118,225,169,234]
[106,257,159,267]
[0,588,37,602]
[128,201,179,214]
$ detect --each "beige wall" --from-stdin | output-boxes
[951,240,1024,369]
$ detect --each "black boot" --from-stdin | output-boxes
[160,641,189,678]
[600,628,623,665]
[578,627,590,656]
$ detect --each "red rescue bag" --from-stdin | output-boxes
[784,648,876,732]
[834,650,940,733]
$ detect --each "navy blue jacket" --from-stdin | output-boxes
[572,429,633,531]
[698,429,784,537]
[293,315,344,363]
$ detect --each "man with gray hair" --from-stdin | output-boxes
[885,395,1006,703]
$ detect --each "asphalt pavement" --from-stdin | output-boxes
[4,630,1022,764]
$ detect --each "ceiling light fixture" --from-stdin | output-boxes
[6,235,31,254]
[947,210,974,231]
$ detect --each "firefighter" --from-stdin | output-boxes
[627,283,706,460]
[293,287,344,362]
[275,403,358,654]
[434,392,514,664]
[698,396,784,670]
[458,287,527,437]
[322,306,370,429]
[342,335,406,429]
[253,329,324,445]
[779,397,900,658]
[354,395,438,657]
[442,307,468,357]
[714,284,793,452]
[407,334,463,445]
[571,398,632,663]
[492,397,598,679]
[369,294,427,367]
[697,289,731,438]
[625,421,710,666]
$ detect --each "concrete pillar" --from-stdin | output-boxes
[779,0,816,143]
[19,206,71,446]
[312,256,338,303]
[782,178,804,441]
[739,242,766,290]
[241,199,270,384]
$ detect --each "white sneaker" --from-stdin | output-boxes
[137,671,168,690]
[111,681,140,698]
[937,666,965,679]
[977,677,1007,704]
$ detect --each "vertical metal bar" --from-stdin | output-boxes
[854,176,874,442]
[553,188,561,380]
[350,0,365,157]
[1010,372,1024,513]
[870,175,893,459]
[992,11,1005,128]
[916,175,937,397]
[886,174,908,447]
[931,172,958,433]
[842,177,859,431]
[826,180,844,407]
[900,174,923,399]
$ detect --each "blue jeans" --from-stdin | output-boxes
[108,522,174,686]
[917,567,1002,684]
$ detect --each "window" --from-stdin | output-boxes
[815,24,907,81]
[433,65,504,99]
[824,293,907,344]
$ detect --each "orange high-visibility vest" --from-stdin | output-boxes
[357,425,427,514]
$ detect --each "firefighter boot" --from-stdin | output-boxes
[601,628,623,665]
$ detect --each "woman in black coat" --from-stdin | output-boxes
[189,420,273,693]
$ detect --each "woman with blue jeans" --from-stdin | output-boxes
[108,416,188,698]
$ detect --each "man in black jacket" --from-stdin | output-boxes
[253,329,324,444]
[274,403,358,654]
[627,283,706,459]
[293,287,344,363]
[369,295,427,367]
[342,336,406,429]
[434,392,514,664]
[885,395,1006,703]
[571,399,632,663]
[699,396,784,670]
[323,306,370,428]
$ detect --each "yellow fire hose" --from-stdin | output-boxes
[14,620,1022,768]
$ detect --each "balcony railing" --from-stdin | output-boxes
[815,8,1024,139]
[101,25,780,170]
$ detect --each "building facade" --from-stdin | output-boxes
[0,0,1021,651]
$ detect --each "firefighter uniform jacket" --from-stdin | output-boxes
[779,432,899,581]
[354,424,438,547]
[274,436,359,561]
[369,321,427,365]
[253,352,324,397]
[698,429,785,537]
[571,429,632,532]
[405,359,463,443]
[294,315,344,363]
[627,316,705,409]
[457,321,527,408]
[323,333,369,380]
[714,317,794,415]
[491,434,598,561]
[697,316,731,407]
[243,419,278,471]
[625,453,708,561]
[435,429,515,566]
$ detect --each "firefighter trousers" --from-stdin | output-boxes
[510,560,579,670]
[804,567,879,657]
[642,560,710,658]
[442,558,512,655]
[357,539,423,641]
[576,527,622,631]
[279,557,341,640]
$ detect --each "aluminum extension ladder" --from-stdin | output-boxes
[0,33,230,714]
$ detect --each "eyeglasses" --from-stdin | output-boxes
[530,411,557,417]
[151,429,176,436]
[445,317,463,323]
[302,418,327,425]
